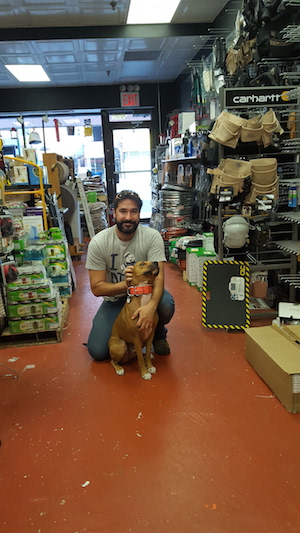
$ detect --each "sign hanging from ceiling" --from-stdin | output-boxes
[222,86,297,108]
[120,92,140,107]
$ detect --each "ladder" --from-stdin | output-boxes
[76,177,95,239]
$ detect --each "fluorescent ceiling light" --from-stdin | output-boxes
[5,65,50,82]
[127,0,181,24]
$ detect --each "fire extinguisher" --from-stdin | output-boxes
[54,119,60,142]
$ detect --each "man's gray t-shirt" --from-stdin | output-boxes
[85,225,166,300]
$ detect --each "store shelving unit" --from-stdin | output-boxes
[274,211,300,300]
[4,155,48,230]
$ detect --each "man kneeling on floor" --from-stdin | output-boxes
[85,190,175,361]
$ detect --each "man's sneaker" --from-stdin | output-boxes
[153,339,170,356]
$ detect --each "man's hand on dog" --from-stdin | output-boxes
[124,265,157,340]
[131,305,156,341]
[125,265,134,286]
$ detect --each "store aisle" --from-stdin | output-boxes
[1,252,300,533]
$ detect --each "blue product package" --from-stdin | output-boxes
[26,165,42,186]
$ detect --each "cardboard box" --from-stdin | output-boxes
[245,324,300,413]
[178,112,196,134]
[23,148,37,164]
[10,166,28,185]
[196,251,216,290]
[202,232,215,252]
[26,164,41,186]
[186,247,202,286]
[22,215,44,239]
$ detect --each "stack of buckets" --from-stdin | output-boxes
[159,188,195,229]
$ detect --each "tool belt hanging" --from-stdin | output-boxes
[208,109,284,148]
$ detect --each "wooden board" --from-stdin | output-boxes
[42,153,62,207]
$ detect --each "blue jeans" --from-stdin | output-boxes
[87,289,175,361]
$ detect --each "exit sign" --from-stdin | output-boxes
[120,92,140,107]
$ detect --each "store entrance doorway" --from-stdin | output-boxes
[109,111,153,219]
[112,127,152,218]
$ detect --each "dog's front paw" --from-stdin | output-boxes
[142,372,152,380]
[116,368,125,376]
[148,366,156,374]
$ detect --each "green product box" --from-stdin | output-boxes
[8,266,47,286]
[47,261,68,277]
[44,315,60,330]
[202,232,215,253]
[186,247,204,286]
[8,317,46,334]
[13,238,27,251]
[7,281,52,302]
[42,298,60,314]
[7,295,59,318]
[46,241,66,260]
[196,251,217,291]
[7,302,44,318]
[14,253,24,266]
[169,239,179,264]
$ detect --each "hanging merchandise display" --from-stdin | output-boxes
[10,127,17,140]
[190,68,202,109]
[53,119,60,142]
[223,216,250,249]
[28,128,42,144]
[41,114,49,152]
[17,115,26,148]
[84,119,93,137]
[208,109,284,149]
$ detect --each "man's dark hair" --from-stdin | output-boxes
[113,190,143,211]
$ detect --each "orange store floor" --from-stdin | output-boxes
[1,252,300,533]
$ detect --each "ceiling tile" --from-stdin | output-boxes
[121,61,155,77]
[127,38,166,51]
[85,52,118,62]
[83,40,120,52]
[0,42,31,54]
[36,41,75,53]
[1,55,37,64]
[45,54,76,63]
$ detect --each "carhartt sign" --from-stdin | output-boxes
[224,86,297,108]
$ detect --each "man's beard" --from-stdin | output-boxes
[116,220,139,234]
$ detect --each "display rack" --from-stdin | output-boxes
[4,155,48,230]
[274,211,300,300]
[210,85,300,306]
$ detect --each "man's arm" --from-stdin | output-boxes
[88,269,128,297]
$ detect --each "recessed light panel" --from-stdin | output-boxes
[5,65,50,82]
[127,0,181,24]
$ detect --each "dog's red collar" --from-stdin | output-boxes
[127,285,153,296]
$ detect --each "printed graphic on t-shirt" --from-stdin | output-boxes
[109,251,136,283]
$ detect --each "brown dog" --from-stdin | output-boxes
[108,261,159,380]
